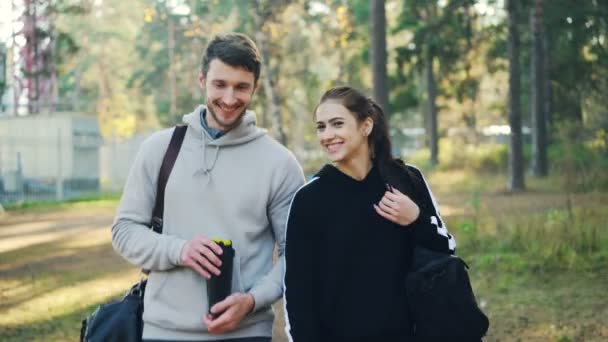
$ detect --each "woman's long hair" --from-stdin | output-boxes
[315,86,406,184]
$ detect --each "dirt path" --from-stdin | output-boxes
[0,207,116,255]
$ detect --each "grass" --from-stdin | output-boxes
[472,268,608,341]
[1,170,607,341]
[426,169,608,341]
[0,209,140,341]
[2,193,120,213]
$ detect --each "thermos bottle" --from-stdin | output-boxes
[207,238,235,315]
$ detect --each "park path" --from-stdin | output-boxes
[0,205,291,341]
[0,207,115,255]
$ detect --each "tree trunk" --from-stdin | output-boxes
[573,95,583,122]
[415,65,429,149]
[507,0,525,191]
[424,47,439,166]
[253,6,287,146]
[168,18,177,120]
[530,0,548,177]
[542,24,552,136]
[370,0,389,116]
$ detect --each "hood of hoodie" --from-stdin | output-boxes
[315,164,379,187]
[183,104,267,146]
[183,105,267,179]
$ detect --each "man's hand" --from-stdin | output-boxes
[373,186,421,226]
[180,236,224,279]
[203,293,255,334]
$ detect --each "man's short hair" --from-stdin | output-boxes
[201,33,262,84]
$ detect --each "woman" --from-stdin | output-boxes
[283,86,456,342]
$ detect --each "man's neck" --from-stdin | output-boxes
[200,109,225,139]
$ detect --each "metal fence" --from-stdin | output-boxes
[1,134,98,205]
[0,125,147,206]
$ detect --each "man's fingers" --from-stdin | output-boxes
[204,313,230,335]
[207,301,237,334]
[205,294,253,334]
[210,295,234,315]
[209,309,232,327]
[188,259,211,279]
[193,253,221,276]
[196,239,222,266]
[197,246,222,268]
[203,314,213,326]
[201,238,224,255]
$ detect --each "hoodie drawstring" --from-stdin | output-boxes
[196,143,221,184]
[205,145,220,184]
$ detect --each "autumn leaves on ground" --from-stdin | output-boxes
[1,173,607,342]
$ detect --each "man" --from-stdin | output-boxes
[112,33,305,342]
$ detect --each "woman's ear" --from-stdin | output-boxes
[363,117,374,136]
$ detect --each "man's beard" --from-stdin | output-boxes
[207,102,248,132]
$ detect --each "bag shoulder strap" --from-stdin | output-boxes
[151,125,187,234]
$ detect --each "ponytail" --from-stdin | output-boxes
[366,98,406,185]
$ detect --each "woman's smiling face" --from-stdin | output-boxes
[315,101,372,165]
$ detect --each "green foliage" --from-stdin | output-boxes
[389,78,419,113]
[410,139,509,173]
[485,0,608,126]
[394,0,479,111]
[550,122,608,191]
[409,130,607,189]
[42,0,608,171]
[454,203,606,272]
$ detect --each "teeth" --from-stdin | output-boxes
[220,105,238,112]
[326,142,342,152]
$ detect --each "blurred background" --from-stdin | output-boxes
[0,1,606,341]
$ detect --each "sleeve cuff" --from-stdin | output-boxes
[248,284,279,312]
[407,211,426,229]
[169,238,188,266]
[407,212,432,239]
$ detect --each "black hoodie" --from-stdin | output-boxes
[284,164,456,342]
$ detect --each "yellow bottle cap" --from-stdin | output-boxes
[211,238,232,246]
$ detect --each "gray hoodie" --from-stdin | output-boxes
[112,105,305,340]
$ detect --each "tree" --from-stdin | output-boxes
[251,0,293,146]
[530,0,548,177]
[55,0,158,137]
[370,0,389,116]
[542,17,552,134]
[395,0,478,165]
[423,44,439,165]
[506,0,525,191]
[543,0,607,125]
[0,43,6,104]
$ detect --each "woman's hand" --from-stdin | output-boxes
[373,186,420,226]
